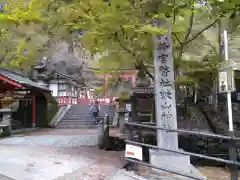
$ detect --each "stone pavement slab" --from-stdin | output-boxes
[0,174,14,180]
[0,146,95,180]
[109,170,148,180]
[0,137,26,145]
[108,169,183,180]
[0,129,218,180]
[0,134,98,147]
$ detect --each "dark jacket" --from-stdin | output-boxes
[90,104,100,113]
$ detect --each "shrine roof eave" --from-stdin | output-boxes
[0,68,51,92]
[44,67,83,84]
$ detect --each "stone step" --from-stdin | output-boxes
[57,124,98,129]
[64,112,91,115]
[64,112,90,115]
[59,120,93,124]
[61,119,92,121]
[68,108,90,110]
[63,115,90,118]
[70,107,90,111]
[57,104,116,129]
[59,122,94,126]
[63,115,113,119]
[65,111,91,114]
[62,117,92,121]
[66,111,90,114]
[65,114,89,117]
[60,119,113,125]
[68,109,90,112]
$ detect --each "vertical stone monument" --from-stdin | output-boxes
[149,19,206,179]
[0,108,12,136]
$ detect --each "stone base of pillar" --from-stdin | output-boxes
[149,149,207,180]
[32,123,36,128]
[119,116,125,133]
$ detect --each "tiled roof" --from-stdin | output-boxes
[0,68,50,91]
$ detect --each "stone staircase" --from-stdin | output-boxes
[200,104,229,135]
[57,104,94,129]
[212,103,240,134]
[57,104,116,129]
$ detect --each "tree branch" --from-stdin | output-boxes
[136,60,154,80]
[113,32,137,57]
[184,1,194,41]
[145,68,154,80]
[0,49,9,64]
[185,18,219,45]
[172,0,176,24]
[144,63,154,68]
[172,32,182,45]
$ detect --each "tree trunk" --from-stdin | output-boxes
[194,89,198,104]
[212,79,218,111]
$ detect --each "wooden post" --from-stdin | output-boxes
[104,75,108,98]
[32,96,36,128]
[10,87,14,97]
[132,76,136,88]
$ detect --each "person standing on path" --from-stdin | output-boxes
[90,101,100,124]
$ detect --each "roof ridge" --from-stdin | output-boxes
[0,68,25,77]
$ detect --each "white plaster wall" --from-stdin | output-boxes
[49,84,58,96]
[62,91,67,96]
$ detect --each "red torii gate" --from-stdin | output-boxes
[99,71,137,100]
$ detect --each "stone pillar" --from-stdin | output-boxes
[119,110,126,133]
[112,103,119,127]
[0,109,12,136]
[97,118,104,149]
[149,19,205,179]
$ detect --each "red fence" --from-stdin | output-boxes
[56,96,114,105]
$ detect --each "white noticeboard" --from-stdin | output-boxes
[126,104,131,112]
[125,144,143,161]
[219,71,228,92]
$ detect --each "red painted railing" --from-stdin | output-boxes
[56,96,114,105]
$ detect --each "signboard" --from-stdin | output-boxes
[125,144,143,161]
[219,69,235,93]
[133,87,154,94]
[126,104,131,112]
[124,112,129,122]
[219,71,228,92]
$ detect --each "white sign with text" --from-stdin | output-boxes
[125,144,143,161]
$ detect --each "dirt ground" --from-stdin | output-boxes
[198,166,240,180]
[135,165,240,180]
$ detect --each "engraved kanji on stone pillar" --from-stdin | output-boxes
[153,19,178,151]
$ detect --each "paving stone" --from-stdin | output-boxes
[0,174,14,180]
[0,146,93,180]
[54,136,80,147]
[69,135,98,147]
[0,129,195,180]
[32,136,60,146]
[0,137,26,144]
[109,169,148,180]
